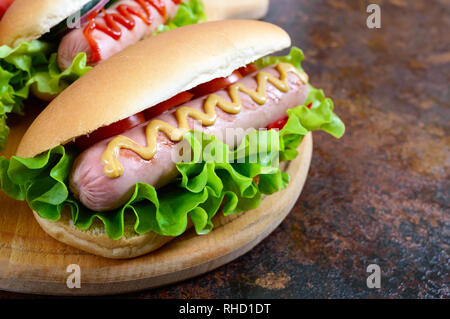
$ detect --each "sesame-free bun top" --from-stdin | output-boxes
[16,20,291,158]
[203,0,269,21]
[0,0,91,47]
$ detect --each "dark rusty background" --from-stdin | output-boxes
[1,0,449,299]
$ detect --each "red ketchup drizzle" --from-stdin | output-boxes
[83,0,179,63]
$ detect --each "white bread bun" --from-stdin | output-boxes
[204,0,269,21]
[0,0,91,47]
[33,210,174,259]
[0,0,270,47]
[16,20,290,158]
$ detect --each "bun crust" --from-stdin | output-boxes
[0,0,91,47]
[33,211,174,259]
[16,20,291,158]
[204,0,269,21]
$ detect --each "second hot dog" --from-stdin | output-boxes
[58,0,184,70]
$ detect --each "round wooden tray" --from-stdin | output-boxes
[0,108,312,296]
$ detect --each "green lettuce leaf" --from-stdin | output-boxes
[154,0,207,35]
[0,46,345,240]
[255,47,345,159]
[0,101,343,240]
[30,52,91,96]
[0,40,91,150]
[256,47,306,72]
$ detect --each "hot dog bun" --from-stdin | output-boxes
[0,0,91,47]
[33,210,175,258]
[16,20,290,158]
[17,20,297,259]
[204,0,270,21]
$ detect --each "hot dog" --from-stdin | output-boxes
[58,0,184,70]
[0,21,345,259]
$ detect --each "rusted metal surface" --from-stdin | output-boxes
[1,0,448,298]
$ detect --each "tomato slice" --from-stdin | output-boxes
[266,103,313,130]
[238,63,259,77]
[75,91,193,150]
[75,112,147,150]
[267,116,289,130]
[144,91,194,120]
[0,0,14,19]
[189,70,243,97]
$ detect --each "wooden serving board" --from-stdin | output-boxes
[0,107,312,296]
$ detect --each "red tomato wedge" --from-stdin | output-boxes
[75,91,193,150]
[144,91,194,120]
[266,103,313,130]
[238,63,259,77]
[267,116,289,130]
[75,112,147,150]
[74,66,262,151]
[189,70,243,97]
[0,0,14,19]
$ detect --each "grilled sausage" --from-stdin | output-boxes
[69,65,309,211]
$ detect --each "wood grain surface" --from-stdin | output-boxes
[0,104,312,295]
